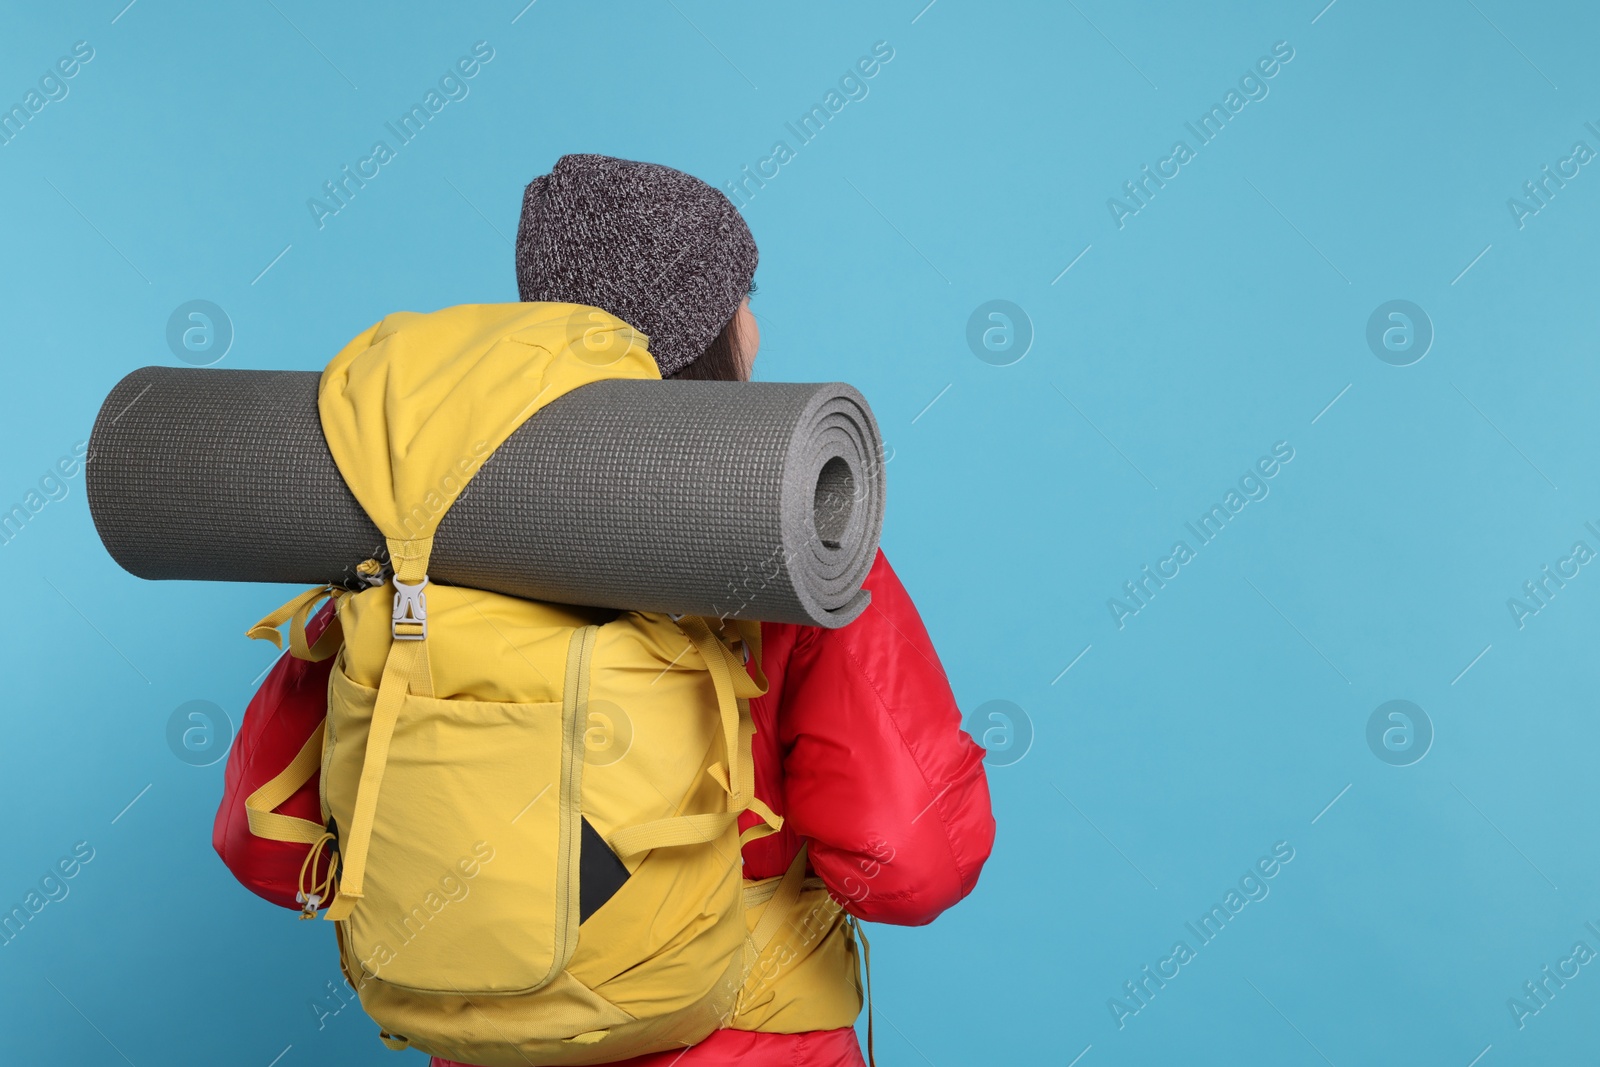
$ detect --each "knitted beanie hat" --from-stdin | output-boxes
[515,154,758,377]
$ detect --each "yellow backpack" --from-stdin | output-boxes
[242,304,864,1065]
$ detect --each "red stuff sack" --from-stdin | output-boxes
[213,598,338,910]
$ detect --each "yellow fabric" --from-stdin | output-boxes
[605,615,779,859]
[249,303,861,1064]
[550,624,597,987]
[317,303,657,544]
[747,846,810,959]
[317,302,651,931]
[323,590,862,1060]
[730,853,863,1036]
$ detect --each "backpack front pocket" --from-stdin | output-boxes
[324,631,591,996]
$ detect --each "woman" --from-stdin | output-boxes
[218,154,994,1067]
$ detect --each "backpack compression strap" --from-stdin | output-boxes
[324,535,435,923]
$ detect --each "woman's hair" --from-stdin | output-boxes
[668,282,756,382]
[668,313,745,382]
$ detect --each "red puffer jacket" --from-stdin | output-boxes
[215,550,995,1067]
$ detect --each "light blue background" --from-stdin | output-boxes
[2,1,1597,1064]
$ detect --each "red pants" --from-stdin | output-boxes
[432,1026,866,1067]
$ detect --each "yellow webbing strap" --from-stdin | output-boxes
[682,616,751,799]
[726,620,780,848]
[246,585,343,661]
[607,616,780,858]
[609,811,739,857]
[740,796,784,848]
[386,536,432,586]
[244,725,327,845]
[710,733,786,848]
[325,537,434,922]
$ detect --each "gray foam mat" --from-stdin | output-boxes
[87,368,884,627]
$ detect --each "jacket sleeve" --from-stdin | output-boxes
[776,551,995,926]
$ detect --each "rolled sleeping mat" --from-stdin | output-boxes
[87,368,885,628]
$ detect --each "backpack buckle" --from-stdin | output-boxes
[392,576,429,640]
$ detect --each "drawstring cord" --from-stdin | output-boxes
[297,831,338,920]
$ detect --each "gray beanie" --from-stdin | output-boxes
[515,154,758,377]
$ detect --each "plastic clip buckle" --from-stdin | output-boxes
[392,576,429,640]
